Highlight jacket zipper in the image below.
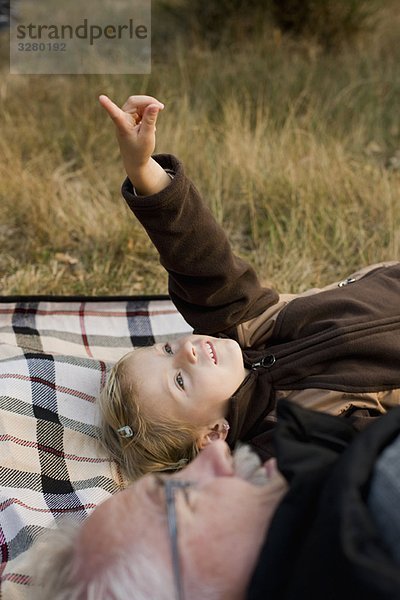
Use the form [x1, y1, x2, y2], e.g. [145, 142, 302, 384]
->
[250, 354, 276, 370]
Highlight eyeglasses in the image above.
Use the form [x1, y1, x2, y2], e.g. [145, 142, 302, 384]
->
[160, 478, 194, 600]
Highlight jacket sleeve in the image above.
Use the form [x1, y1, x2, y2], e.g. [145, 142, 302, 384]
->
[121, 154, 279, 336]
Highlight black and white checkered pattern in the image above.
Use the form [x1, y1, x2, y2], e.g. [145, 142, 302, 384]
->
[0, 295, 191, 598]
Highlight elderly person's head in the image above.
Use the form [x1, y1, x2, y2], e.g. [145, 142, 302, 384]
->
[32, 441, 287, 600]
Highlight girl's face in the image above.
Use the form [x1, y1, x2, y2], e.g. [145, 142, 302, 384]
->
[122, 335, 248, 427]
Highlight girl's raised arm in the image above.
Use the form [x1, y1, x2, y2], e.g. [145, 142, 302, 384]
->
[101, 94, 279, 336]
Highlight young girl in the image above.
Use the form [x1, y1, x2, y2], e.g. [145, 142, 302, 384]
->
[98, 93, 400, 482]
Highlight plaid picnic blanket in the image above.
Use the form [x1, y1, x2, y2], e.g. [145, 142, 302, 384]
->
[0, 295, 191, 599]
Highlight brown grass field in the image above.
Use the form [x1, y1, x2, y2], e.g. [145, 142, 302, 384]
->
[0, 1, 399, 296]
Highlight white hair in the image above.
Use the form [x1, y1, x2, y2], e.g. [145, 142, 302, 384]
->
[29, 519, 221, 600]
[29, 519, 172, 600]
[29, 446, 264, 600]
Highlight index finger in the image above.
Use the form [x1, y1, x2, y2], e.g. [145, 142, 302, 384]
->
[98, 94, 125, 124]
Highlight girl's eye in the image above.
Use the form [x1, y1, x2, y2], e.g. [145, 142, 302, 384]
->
[176, 372, 185, 390]
[164, 342, 173, 355]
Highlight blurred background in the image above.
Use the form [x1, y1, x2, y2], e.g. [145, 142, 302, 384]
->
[0, 0, 399, 295]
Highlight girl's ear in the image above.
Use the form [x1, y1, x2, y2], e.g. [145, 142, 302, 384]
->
[196, 419, 230, 450]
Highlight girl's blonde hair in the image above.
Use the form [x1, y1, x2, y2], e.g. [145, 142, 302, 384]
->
[98, 352, 200, 482]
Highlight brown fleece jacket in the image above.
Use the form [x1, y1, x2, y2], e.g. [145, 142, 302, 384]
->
[122, 154, 400, 460]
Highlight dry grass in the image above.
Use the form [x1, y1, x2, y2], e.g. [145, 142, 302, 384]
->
[0, 1, 399, 295]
